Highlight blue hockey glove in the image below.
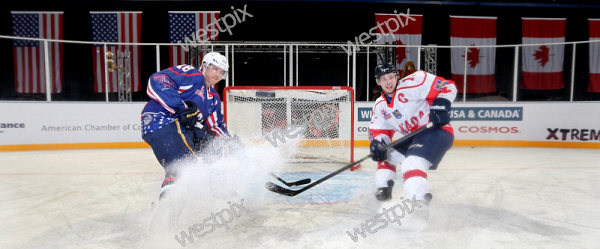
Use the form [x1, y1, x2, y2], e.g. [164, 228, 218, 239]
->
[429, 98, 451, 129]
[370, 139, 388, 161]
[176, 101, 199, 129]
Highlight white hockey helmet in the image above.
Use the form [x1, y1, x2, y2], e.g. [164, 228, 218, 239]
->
[202, 51, 229, 75]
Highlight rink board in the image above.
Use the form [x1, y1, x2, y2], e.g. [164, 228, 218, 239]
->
[1, 101, 600, 150]
[355, 102, 600, 148]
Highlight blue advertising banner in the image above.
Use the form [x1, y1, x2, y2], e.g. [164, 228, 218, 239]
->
[450, 107, 523, 121]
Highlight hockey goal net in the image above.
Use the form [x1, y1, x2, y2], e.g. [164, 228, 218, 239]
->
[224, 86, 355, 166]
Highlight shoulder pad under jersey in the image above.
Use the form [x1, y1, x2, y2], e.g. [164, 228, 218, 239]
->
[398, 70, 428, 88]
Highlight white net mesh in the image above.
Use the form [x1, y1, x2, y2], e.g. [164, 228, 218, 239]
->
[225, 87, 353, 163]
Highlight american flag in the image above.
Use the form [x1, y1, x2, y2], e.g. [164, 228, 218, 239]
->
[90, 12, 142, 93]
[11, 12, 63, 94]
[169, 11, 219, 67]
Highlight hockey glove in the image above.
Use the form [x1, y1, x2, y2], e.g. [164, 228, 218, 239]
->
[193, 127, 215, 153]
[429, 98, 451, 129]
[176, 101, 199, 130]
[194, 126, 214, 140]
[370, 139, 388, 161]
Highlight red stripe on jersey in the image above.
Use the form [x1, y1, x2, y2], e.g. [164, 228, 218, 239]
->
[163, 177, 177, 184]
[403, 169, 427, 183]
[168, 67, 203, 76]
[397, 71, 428, 90]
[442, 125, 454, 136]
[426, 77, 455, 103]
[178, 86, 192, 93]
[207, 112, 227, 137]
[374, 97, 396, 112]
[377, 161, 396, 172]
[147, 84, 176, 114]
[369, 129, 395, 139]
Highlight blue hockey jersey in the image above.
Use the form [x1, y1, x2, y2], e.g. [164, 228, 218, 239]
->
[141, 64, 230, 138]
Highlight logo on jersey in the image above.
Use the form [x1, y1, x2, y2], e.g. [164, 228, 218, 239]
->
[142, 114, 153, 126]
[152, 74, 175, 88]
[196, 88, 205, 101]
[392, 109, 402, 119]
[434, 80, 448, 91]
[380, 109, 392, 120]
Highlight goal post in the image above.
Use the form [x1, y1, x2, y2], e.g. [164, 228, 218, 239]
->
[224, 86, 358, 169]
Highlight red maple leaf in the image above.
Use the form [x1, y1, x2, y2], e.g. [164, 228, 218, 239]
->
[395, 39, 407, 64]
[467, 47, 480, 68]
[533, 45, 550, 67]
[460, 44, 482, 69]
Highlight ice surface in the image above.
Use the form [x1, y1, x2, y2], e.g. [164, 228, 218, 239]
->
[1, 146, 600, 248]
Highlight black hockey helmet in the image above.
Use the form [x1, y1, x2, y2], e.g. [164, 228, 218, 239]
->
[375, 62, 398, 83]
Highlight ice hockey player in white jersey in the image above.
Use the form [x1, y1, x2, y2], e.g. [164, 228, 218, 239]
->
[368, 63, 457, 208]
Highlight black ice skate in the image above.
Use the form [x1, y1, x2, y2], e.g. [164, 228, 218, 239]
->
[423, 193, 433, 204]
[375, 180, 395, 201]
[151, 178, 176, 211]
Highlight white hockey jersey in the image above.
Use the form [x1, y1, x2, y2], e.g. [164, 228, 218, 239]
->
[368, 70, 457, 141]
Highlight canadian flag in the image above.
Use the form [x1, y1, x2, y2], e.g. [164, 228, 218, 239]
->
[450, 16, 497, 94]
[375, 14, 423, 76]
[589, 19, 600, 93]
[521, 18, 566, 90]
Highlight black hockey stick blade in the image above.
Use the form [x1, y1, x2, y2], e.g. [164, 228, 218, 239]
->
[265, 123, 433, 197]
[265, 182, 298, 196]
[290, 178, 312, 186]
[269, 172, 312, 187]
[265, 157, 368, 196]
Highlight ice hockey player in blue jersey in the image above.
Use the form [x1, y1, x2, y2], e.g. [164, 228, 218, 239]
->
[141, 51, 238, 200]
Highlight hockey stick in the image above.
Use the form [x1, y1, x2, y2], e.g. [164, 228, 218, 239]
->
[269, 173, 312, 187]
[265, 123, 433, 197]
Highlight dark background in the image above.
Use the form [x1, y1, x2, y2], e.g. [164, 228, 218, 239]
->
[2, 0, 600, 101]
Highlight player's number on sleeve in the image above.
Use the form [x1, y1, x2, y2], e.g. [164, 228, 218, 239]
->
[176, 65, 195, 72]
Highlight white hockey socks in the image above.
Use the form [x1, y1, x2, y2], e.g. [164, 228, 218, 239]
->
[401, 156, 432, 201]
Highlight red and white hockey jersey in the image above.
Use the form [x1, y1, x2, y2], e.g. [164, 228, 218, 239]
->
[368, 70, 457, 141]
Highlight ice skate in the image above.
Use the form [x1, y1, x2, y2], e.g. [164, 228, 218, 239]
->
[412, 193, 432, 221]
[375, 180, 395, 201]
